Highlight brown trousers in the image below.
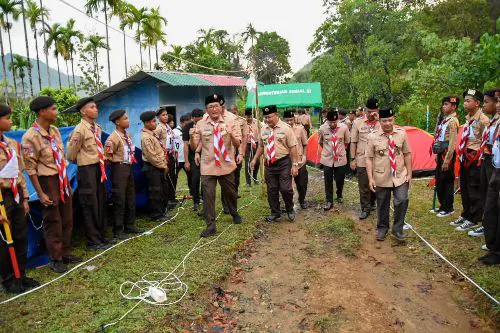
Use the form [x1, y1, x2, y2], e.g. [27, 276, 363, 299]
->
[110, 164, 135, 233]
[39, 175, 73, 261]
[202, 173, 238, 231]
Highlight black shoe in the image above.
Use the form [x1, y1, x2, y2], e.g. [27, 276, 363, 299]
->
[233, 214, 243, 224]
[391, 231, 406, 242]
[478, 254, 490, 262]
[376, 230, 387, 241]
[265, 215, 281, 223]
[2, 279, 25, 294]
[62, 255, 82, 264]
[102, 237, 117, 245]
[154, 213, 169, 222]
[336, 197, 343, 204]
[21, 276, 40, 288]
[323, 202, 333, 211]
[200, 228, 216, 238]
[288, 211, 296, 222]
[359, 211, 369, 220]
[482, 253, 500, 265]
[49, 260, 69, 273]
[223, 207, 230, 215]
[192, 203, 199, 211]
[113, 232, 130, 241]
[86, 243, 112, 251]
[300, 202, 308, 209]
[125, 226, 145, 234]
[371, 204, 377, 211]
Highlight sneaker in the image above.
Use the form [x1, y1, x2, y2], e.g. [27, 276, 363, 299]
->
[436, 211, 454, 218]
[21, 276, 40, 288]
[455, 220, 476, 231]
[450, 216, 465, 226]
[429, 208, 440, 214]
[481, 244, 489, 251]
[2, 279, 25, 294]
[468, 226, 484, 237]
[287, 210, 296, 222]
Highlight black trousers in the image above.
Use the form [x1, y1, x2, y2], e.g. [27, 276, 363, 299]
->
[0, 190, 27, 282]
[202, 173, 238, 231]
[245, 143, 260, 185]
[144, 162, 166, 218]
[357, 167, 376, 212]
[234, 150, 242, 193]
[435, 152, 456, 213]
[459, 159, 482, 223]
[78, 164, 107, 245]
[376, 183, 409, 235]
[480, 155, 493, 208]
[111, 164, 135, 233]
[164, 152, 177, 203]
[294, 164, 308, 204]
[189, 157, 202, 205]
[483, 168, 500, 253]
[324, 165, 346, 203]
[265, 156, 294, 216]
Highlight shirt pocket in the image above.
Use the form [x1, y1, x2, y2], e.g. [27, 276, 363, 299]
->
[375, 167, 385, 174]
[375, 144, 387, 157]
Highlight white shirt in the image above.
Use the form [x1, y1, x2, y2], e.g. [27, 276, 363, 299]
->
[173, 126, 184, 163]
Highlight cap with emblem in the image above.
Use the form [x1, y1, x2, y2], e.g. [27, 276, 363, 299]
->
[205, 94, 224, 106]
[441, 95, 460, 106]
[327, 110, 338, 121]
[218, 94, 225, 106]
[0, 104, 11, 117]
[262, 105, 277, 115]
[140, 111, 157, 122]
[109, 109, 126, 122]
[30, 96, 55, 112]
[463, 89, 483, 101]
[366, 98, 379, 110]
[283, 110, 294, 119]
[75, 97, 95, 111]
[244, 108, 252, 116]
[379, 108, 394, 119]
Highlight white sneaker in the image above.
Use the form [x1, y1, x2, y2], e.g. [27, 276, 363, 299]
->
[429, 208, 440, 214]
[481, 244, 489, 251]
[468, 226, 484, 237]
[455, 220, 476, 231]
[450, 216, 465, 226]
[437, 211, 454, 218]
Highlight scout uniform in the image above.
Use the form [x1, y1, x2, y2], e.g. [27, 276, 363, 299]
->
[431, 96, 459, 216]
[366, 108, 412, 241]
[154, 112, 177, 209]
[259, 105, 298, 220]
[104, 109, 143, 238]
[351, 98, 381, 218]
[196, 94, 242, 237]
[140, 111, 169, 221]
[66, 97, 108, 249]
[183, 109, 204, 210]
[244, 109, 260, 186]
[338, 109, 352, 131]
[299, 111, 312, 137]
[452, 89, 489, 230]
[22, 96, 78, 273]
[284, 110, 309, 208]
[318, 110, 350, 210]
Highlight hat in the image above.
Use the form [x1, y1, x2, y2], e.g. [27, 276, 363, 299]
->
[283, 110, 294, 119]
[108, 109, 126, 122]
[262, 105, 277, 115]
[0, 104, 11, 117]
[140, 111, 157, 122]
[30, 96, 55, 112]
[484, 89, 499, 99]
[441, 96, 460, 105]
[379, 108, 394, 119]
[205, 93, 224, 106]
[463, 89, 482, 101]
[327, 110, 338, 121]
[75, 97, 95, 111]
[338, 108, 348, 116]
[191, 108, 204, 118]
[366, 98, 379, 109]
[244, 108, 252, 116]
[156, 107, 167, 116]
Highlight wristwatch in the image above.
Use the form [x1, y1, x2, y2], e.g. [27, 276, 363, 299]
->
[292, 162, 299, 167]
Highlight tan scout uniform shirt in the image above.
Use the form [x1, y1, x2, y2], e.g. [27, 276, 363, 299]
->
[351, 118, 381, 167]
[141, 128, 167, 169]
[483, 113, 500, 155]
[299, 114, 312, 128]
[464, 110, 489, 151]
[154, 123, 175, 152]
[246, 118, 260, 144]
[259, 120, 298, 161]
[437, 113, 459, 164]
[339, 117, 352, 131]
[318, 122, 350, 167]
[22, 125, 64, 177]
[366, 128, 411, 188]
[196, 116, 241, 176]
[104, 130, 134, 163]
[291, 124, 308, 168]
[0, 136, 29, 198]
[66, 119, 103, 166]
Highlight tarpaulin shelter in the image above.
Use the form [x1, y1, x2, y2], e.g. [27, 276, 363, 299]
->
[306, 126, 437, 176]
[8, 127, 148, 268]
[246, 82, 323, 109]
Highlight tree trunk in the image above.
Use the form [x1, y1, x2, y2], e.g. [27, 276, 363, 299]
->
[21, 0, 34, 97]
[33, 29, 42, 92]
[155, 43, 159, 69]
[0, 29, 8, 102]
[138, 29, 142, 69]
[55, 54, 61, 89]
[71, 53, 76, 94]
[65, 60, 70, 87]
[148, 46, 152, 70]
[122, 30, 127, 77]
[94, 50, 99, 92]
[104, 1, 111, 87]
[39, 0, 51, 87]
[21, 76, 25, 100]
[6, 17, 18, 98]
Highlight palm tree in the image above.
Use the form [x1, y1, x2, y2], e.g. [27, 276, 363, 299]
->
[0, 0, 21, 98]
[83, 33, 108, 89]
[20, 0, 33, 96]
[60, 18, 83, 92]
[197, 28, 215, 47]
[144, 7, 166, 69]
[42, 22, 63, 88]
[241, 23, 260, 47]
[0, 23, 7, 101]
[25, 0, 49, 91]
[8, 54, 30, 99]
[39, 0, 49, 86]
[122, 4, 148, 70]
[112, 0, 132, 77]
[161, 44, 183, 71]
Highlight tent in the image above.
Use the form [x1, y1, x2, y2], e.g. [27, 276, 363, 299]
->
[8, 127, 148, 268]
[306, 126, 437, 176]
[246, 82, 323, 109]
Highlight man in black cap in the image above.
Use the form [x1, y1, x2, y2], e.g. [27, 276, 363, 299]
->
[351, 98, 380, 219]
[250, 105, 299, 222]
[104, 110, 144, 239]
[66, 97, 111, 250]
[22, 96, 81, 273]
[366, 108, 412, 241]
[183, 108, 205, 212]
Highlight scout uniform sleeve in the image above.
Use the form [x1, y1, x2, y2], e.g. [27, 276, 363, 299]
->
[300, 127, 308, 147]
[318, 128, 324, 146]
[66, 127, 83, 162]
[21, 131, 39, 176]
[286, 127, 298, 148]
[344, 126, 350, 144]
[365, 134, 375, 158]
[444, 119, 458, 163]
[143, 137, 167, 169]
[16, 142, 29, 198]
[231, 120, 242, 142]
[402, 131, 412, 154]
[351, 121, 359, 143]
[104, 136, 114, 161]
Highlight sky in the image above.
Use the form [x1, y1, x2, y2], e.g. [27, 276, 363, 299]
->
[5, 0, 326, 86]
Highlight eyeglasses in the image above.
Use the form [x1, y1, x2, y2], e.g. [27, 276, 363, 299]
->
[207, 105, 221, 111]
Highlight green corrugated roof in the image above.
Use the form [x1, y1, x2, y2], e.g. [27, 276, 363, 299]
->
[146, 71, 216, 86]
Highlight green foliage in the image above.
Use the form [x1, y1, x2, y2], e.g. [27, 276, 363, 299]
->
[39, 87, 80, 126]
[10, 99, 33, 130]
[250, 31, 291, 84]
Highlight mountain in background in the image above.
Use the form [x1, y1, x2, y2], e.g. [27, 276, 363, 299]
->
[0, 53, 83, 94]
[290, 59, 314, 83]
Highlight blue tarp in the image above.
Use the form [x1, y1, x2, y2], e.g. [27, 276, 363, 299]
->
[8, 126, 148, 267]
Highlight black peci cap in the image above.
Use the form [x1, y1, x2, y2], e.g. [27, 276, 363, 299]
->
[379, 108, 394, 119]
[108, 109, 126, 122]
[0, 104, 11, 117]
[262, 105, 277, 115]
[30, 96, 55, 112]
[366, 98, 379, 110]
[75, 97, 95, 111]
[327, 110, 338, 121]
[140, 111, 157, 122]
